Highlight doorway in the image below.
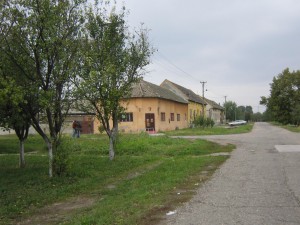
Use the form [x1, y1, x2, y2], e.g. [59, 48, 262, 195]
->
[145, 113, 155, 132]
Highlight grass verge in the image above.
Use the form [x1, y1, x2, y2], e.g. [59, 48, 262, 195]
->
[0, 133, 234, 225]
[163, 123, 254, 136]
[270, 121, 300, 133]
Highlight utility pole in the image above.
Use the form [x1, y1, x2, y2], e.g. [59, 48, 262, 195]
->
[200, 81, 207, 117]
[224, 96, 227, 124]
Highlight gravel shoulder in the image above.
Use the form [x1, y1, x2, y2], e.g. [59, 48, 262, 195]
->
[162, 122, 300, 225]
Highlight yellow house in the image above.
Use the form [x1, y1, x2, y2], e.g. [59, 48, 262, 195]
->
[160, 80, 207, 125]
[117, 80, 189, 133]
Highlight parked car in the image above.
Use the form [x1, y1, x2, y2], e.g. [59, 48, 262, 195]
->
[228, 120, 247, 126]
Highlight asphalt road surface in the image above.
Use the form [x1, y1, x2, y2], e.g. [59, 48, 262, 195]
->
[162, 122, 300, 225]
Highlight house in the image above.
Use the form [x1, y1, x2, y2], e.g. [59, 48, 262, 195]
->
[24, 110, 96, 136]
[202, 97, 224, 124]
[116, 79, 189, 133]
[65, 110, 96, 134]
[160, 79, 207, 125]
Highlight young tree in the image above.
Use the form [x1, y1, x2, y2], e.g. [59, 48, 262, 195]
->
[0, 0, 86, 176]
[76, 4, 153, 160]
[0, 31, 32, 168]
[0, 77, 30, 168]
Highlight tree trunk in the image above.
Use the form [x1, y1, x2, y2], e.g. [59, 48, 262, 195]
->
[19, 140, 25, 168]
[109, 134, 115, 160]
[15, 125, 29, 169]
[109, 114, 119, 160]
[44, 138, 53, 177]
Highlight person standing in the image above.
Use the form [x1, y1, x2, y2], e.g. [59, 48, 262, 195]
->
[76, 120, 81, 138]
[72, 120, 77, 138]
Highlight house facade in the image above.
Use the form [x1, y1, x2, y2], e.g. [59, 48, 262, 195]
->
[95, 80, 189, 133]
[160, 79, 207, 125]
[203, 98, 224, 124]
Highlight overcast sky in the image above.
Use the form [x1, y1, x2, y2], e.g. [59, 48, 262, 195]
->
[115, 0, 300, 112]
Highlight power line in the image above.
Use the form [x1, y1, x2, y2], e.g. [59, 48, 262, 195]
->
[152, 51, 226, 104]
[156, 51, 200, 82]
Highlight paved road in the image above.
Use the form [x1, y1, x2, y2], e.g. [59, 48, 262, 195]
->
[162, 122, 300, 225]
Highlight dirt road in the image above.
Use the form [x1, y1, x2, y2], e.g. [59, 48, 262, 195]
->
[162, 122, 300, 225]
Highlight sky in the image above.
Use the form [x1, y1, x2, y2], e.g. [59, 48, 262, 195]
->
[115, 0, 300, 112]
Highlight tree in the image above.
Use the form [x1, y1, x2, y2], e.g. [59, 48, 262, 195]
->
[236, 106, 245, 120]
[234, 105, 253, 121]
[0, 0, 86, 176]
[75, 4, 153, 160]
[291, 104, 300, 126]
[0, 77, 30, 168]
[252, 112, 263, 122]
[223, 101, 237, 121]
[261, 68, 300, 125]
[0, 31, 32, 168]
[245, 106, 253, 122]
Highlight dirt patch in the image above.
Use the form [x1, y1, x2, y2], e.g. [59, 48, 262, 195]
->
[16, 196, 96, 225]
[12, 161, 222, 225]
[15, 161, 163, 225]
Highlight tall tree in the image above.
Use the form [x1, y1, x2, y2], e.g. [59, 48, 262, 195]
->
[75, 4, 153, 160]
[0, 0, 86, 176]
[261, 68, 300, 125]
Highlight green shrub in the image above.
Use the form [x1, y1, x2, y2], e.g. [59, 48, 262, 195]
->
[192, 116, 215, 128]
[53, 138, 75, 176]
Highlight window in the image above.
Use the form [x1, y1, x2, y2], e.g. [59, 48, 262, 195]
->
[170, 113, 174, 121]
[120, 113, 133, 122]
[161, 112, 166, 121]
[190, 109, 192, 120]
[177, 114, 180, 121]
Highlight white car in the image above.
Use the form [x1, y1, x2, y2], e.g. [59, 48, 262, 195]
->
[228, 120, 247, 126]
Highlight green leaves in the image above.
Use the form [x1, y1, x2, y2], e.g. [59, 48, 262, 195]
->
[1, 0, 153, 170]
[264, 68, 300, 125]
[76, 3, 153, 133]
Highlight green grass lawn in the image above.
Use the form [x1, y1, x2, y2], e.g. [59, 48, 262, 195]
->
[0, 133, 234, 225]
[163, 123, 254, 136]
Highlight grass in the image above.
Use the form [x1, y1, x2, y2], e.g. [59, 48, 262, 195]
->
[270, 121, 300, 133]
[163, 123, 254, 136]
[0, 134, 46, 154]
[0, 133, 235, 225]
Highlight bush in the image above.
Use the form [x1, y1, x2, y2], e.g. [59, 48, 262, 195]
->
[53, 138, 74, 176]
[192, 116, 215, 128]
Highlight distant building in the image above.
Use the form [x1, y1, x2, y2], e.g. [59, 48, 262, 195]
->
[202, 97, 224, 124]
[160, 79, 207, 125]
